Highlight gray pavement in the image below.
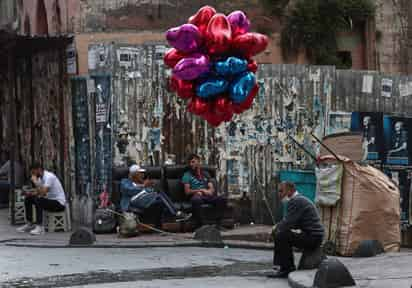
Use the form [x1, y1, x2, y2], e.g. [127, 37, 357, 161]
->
[0, 245, 289, 288]
[69, 276, 288, 288]
[288, 252, 412, 288]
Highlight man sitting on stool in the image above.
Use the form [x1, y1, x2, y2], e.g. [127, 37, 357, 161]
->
[269, 181, 324, 278]
[16, 162, 66, 235]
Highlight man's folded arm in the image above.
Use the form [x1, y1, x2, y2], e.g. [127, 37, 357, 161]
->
[276, 200, 303, 233]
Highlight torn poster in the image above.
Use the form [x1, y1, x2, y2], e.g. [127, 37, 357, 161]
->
[362, 75, 373, 94]
[399, 82, 412, 97]
[381, 78, 393, 98]
[149, 128, 161, 151]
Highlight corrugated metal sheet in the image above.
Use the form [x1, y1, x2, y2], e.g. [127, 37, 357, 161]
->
[0, 42, 72, 202]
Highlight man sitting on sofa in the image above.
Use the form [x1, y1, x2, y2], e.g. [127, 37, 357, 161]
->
[120, 164, 190, 227]
[182, 154, 227, 229]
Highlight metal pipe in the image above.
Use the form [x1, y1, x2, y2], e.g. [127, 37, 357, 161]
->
[310, 132, 342, 161]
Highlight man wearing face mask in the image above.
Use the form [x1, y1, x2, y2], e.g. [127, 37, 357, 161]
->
[268, 182, 324, 278]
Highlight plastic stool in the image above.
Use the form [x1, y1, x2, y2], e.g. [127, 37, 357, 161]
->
[44, 203, 71, 232]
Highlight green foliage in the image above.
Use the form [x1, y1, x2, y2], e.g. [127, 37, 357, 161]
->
[261, 0, 291, 16]
[279, 0, 375, 67]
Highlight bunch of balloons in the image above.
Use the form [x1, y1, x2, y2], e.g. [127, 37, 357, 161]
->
[164, 6, 269, 127]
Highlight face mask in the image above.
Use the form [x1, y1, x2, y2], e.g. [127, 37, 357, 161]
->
[281, 196, 290, 204]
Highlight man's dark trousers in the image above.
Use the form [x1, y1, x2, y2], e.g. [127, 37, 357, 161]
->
[191, 195, 226, 228]
[25, 196, 65, 224]
[273, 229, 322, 270]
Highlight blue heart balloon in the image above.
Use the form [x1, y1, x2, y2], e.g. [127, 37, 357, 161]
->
[215, 57, 248, 76]
[229, 72, 256, 103]
[196, 77, 229, 99]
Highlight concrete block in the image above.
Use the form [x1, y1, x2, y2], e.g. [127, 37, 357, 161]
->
[298, 245, 327, 270]
[193, 225, 223, 244]
[313, 258, 356, 288]
[353, 240, 384, 258]
[69, 227, 96, 246]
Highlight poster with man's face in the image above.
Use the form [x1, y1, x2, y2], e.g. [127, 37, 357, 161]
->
[384, 169, 412, 224]
[351, 112, 383, 164]
[327, 112, 352, 135]
[383, 115, 412, 167]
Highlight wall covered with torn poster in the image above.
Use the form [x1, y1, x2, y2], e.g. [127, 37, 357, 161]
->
[82, 43, 334, 223]
[79, 43, 412, 223]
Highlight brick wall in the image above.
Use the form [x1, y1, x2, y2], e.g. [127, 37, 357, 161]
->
[374, 0, 412, 74]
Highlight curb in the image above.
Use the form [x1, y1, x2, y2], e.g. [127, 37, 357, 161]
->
[4, 239, 274, 250]
[288, 271, 312, 288]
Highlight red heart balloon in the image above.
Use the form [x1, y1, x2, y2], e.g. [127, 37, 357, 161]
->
[164, 48, 186, 68]
[169, 76, 195, 99]
[206, 13, 232, 55]
[232, 104, 246, 114]
[188, 6, 217, 36]
[233, 84, 259, 113]
[214, 96, 233, 115]
[233, 32, 269, 57]
[203, 110, 224, 127]
[187, 97, 209, 115]
[247, 59, 258, 73]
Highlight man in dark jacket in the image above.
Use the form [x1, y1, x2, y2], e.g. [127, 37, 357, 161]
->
[269, 181, 324, 278]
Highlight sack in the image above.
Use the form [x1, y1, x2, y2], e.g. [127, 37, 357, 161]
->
[316, 163, 343, 206]
[93, 206, 117, 234]
[119, 212, 139, 238]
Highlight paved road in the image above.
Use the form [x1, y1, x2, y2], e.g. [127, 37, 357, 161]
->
[69, 277, 286, 288]
[0, 245, 290, 288]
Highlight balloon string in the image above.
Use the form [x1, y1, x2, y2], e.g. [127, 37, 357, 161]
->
[104, 208, 193, 238]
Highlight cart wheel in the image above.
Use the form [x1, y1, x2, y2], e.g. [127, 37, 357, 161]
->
[323, 240, 337, 256]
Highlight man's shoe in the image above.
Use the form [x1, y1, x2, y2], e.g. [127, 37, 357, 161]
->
[175, 211, 192, 222]
[29, 225, 45, 235]
[266, 268, 295, 279]
[272, 265, 280, 271]
[16, 223, 34, 233]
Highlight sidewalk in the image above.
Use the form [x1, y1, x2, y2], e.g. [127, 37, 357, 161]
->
[288, 252, 412, 288]
[0, 208, 273, 249]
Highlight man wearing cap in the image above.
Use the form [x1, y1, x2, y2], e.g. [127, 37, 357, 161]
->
[120, 164, 190, 226]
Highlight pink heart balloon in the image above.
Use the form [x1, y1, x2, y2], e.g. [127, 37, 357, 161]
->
[227, 10, 250, 37]
[172, 54, 210, 81]
[166, 24, 202, 53]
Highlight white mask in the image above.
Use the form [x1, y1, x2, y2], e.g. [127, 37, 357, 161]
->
[281, 196, 290, 204]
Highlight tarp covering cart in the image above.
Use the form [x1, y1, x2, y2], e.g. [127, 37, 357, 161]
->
[317, 155, 401, 256]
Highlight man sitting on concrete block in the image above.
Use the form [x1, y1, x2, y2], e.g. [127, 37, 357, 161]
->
[269, 181, 324, 278]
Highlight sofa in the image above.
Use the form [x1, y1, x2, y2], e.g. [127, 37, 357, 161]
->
[111, 165, 234, 230]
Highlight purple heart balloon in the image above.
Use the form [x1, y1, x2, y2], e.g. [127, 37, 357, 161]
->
[227, 10, 250, 37]
[166, 24, 202, 53]
[173, 54, 210, 81]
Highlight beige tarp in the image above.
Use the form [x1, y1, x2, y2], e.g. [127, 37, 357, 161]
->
[318, 156, 401, 256]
